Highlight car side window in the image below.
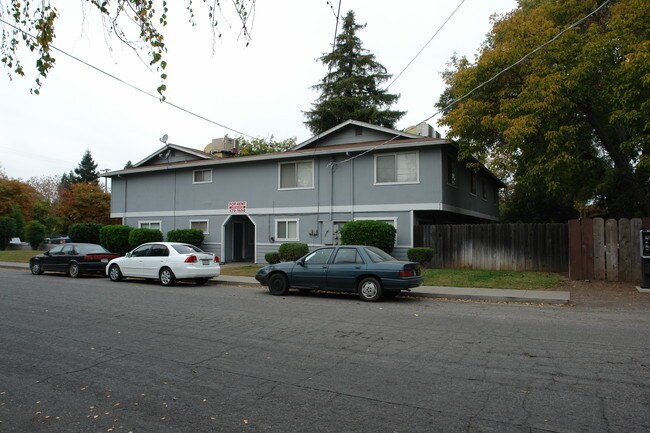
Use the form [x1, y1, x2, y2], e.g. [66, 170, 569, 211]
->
[49, 245, 64, 255]
[148, 245, 169, 257]
[332, 248, 363, 264]
[303, 248, 334, 265]
[62, 245, 75, 255]
[131, 245, 151, 257]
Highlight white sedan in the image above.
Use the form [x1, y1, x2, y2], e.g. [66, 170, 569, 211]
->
[106, 242, 220, 286]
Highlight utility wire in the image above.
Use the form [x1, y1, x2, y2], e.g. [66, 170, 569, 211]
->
[333, 0, 614, 167]
[385, 0, 466, 90]
[0, 16, 255, 139]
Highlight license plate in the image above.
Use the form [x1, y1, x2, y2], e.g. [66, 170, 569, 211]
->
[101, 258, 108, 263]
[201, 259, 210, 265]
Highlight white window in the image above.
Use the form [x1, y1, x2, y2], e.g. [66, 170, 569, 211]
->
[279, 160, 313, 189]
[375, 151, 419, 184]
[139, 221, 161, 230]
[190, 220, 209, 234]
[193, 169, 212, 184]
[275, 219, 299, 241]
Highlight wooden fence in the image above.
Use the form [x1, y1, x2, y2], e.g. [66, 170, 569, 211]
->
[568, 218, 649, 282]
[413, 223, 569, 272]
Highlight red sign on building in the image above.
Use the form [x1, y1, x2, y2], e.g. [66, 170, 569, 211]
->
[228, 201, 247, 213]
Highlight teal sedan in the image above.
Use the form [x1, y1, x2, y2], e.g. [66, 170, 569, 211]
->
[255, 245, 423, 302]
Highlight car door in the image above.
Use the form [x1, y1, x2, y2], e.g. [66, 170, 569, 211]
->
[326, 247, 366, 291]
[42, 245, 64, 271]
[122, 244, 151, 277]
[142, 244, 169, 278]
[54, 244, 76, 272]
[290, 247, 335, 289]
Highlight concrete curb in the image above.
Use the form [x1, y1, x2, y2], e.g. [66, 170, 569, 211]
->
[1, 262, 570, 304]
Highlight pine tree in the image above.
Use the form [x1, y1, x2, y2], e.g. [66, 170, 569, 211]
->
[304, 10, 405, 135]
[74, 150, 100, 185]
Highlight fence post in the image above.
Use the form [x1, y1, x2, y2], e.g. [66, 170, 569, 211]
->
[569, 219, 583, 280]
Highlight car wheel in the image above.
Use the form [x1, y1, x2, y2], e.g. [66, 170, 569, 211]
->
[268, 273, 290, 296]
[383, 290, 400, 299]
[358, 277, 382, 302]
[68, 262, 81, 278]
[30, 260, 44, 275]
[194, 278, 210, 286]
[108, 264, 123, 282]
[159, 267, 176, 286]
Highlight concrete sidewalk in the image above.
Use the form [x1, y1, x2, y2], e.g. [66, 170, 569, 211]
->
[1, 261, 570, 304]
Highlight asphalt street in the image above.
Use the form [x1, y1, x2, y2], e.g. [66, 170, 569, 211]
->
[0, 268, 648, 433]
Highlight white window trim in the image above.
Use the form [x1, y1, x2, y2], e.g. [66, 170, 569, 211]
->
[193, 169, 213, 184]
[373, 151, 420, 186]
[275, 219, 299, 241]
[190, 219, 209, 235]
[278, 160, 315, 190]
[138, 220, 162, 230]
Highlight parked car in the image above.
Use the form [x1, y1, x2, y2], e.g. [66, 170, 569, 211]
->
[30, 243, 119, 278]
[106, 242, 220, 286]
[255, 245, 423, 302]
[44, 236, 72, 244]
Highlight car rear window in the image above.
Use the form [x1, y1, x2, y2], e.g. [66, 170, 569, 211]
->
[76, 245, 110, 254]
[363, 246, 396, 263]
[171, 244, 205, 254]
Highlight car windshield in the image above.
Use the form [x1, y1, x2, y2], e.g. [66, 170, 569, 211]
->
[363, 246, 396, 263]
[172, 244, 205, 254]
[76, 245, 109, 254]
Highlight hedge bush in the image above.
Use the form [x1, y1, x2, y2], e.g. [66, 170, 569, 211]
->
[24, 220, 46, 250]
[68, 223, 103, 244]
[128, 228, 163, 249]
[0, 216, 16, 250]
[340, 220, 396, 253]
[99, 225, 132, 255]
[278, 243, 309, 262]
[265, 252, 280, 264]
[167, 229, 204, 247]
[407, 247, 434, 266]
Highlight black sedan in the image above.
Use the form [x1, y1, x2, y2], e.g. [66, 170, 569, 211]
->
[30, 243, 119, 278]
[255, 245, 423, 302]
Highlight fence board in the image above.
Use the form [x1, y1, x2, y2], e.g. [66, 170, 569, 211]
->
[618, 219, 632, 281]
[581, 219, 594, 280]
[593, 218, 606, 280]
[631, 218, 642, 280]
[605, 219, 619, 281]
[569, 220, 583, 279]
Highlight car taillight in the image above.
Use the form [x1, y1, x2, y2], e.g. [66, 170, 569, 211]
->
[184, 255, 197, 263]
[214, 256, 220, 263]
[399, 269, 416, 277]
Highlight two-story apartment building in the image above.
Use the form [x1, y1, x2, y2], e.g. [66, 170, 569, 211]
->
[105, 120, 505, 262]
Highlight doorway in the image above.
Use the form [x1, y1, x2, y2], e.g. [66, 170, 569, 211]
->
[222, 215, 256, 262]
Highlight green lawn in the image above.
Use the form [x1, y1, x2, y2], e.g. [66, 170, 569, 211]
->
[0, 250, 43, 262]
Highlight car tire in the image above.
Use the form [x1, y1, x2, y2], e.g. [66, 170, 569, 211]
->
[268, 273, 290, 296]
[194, 278, 210, 286]
[108, 264, 123, 282]
[68, 262, 81, 278]
[358, 277, 382, 302]
[159, 267, 176, 286]
[30, 260, 44, 275]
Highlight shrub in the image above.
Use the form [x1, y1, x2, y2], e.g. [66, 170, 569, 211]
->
[407, 247, 434, 266]
[24, 221, 46, 250]
[68, 223, 103, 244]
[128, 228, 163, 249]
[100, 225, 132, 255]
[0, 216, 16, 250]
[340, 220, 396, 253]
[278, 243, 309, 262]
[9, 207, 25, 239]
[167, 229, 204, 247]
[265, 252, 280, 264]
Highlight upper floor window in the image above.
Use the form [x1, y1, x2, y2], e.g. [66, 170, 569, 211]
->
[279, 160, 313, 189]
[446, 156, 457, 187]
[139, 221, 161, 231]
[190, 220, 209, 234]
[470, 173, 477, 195]
[193, 169, 212, 184]
[375, 151, 419, 184]
[482, 180, 488, 200]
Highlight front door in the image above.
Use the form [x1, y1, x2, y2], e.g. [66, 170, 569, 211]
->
[233, 222, 244, 261]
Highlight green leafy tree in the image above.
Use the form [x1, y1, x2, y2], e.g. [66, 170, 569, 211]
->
[0, 1, 252, 96]
[304, 10, 405, 135]
[24, 220, 46, 250]
[74, 150, 100, 185]
[237, 136, 296, 156]
[9, 206, 25, 239]
[437, 0, 649, 219]
[0, 177, 38, 221]
[124, 161, 134, 169]
[0, 216, 16, 250]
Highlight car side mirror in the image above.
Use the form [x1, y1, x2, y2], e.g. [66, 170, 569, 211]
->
[297, 259, 305, 267]
[44, 251, 50, 256]
[126, 252, 132, 258]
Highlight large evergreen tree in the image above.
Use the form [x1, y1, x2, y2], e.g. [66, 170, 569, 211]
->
[304, 10, 405, 135]
[73, 150, 100, 185]
[437, 0, 649, 219]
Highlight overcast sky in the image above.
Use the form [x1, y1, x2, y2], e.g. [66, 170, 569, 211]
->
[0, 0, 517, 181]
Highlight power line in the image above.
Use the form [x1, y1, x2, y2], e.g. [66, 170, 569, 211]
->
[385, 0, 466, 90]
[0, 16, 255, 139]
[334, 0, 614, 167]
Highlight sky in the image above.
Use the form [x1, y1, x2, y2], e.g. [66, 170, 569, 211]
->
[0, 0, 518, 181]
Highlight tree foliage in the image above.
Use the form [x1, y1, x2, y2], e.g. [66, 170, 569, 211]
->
[55, 183, 113, 229]
[24, 220, 46, 250]
[237, 136, 296, 156]
[74, 150, 100, 185]
[0, 216, 15, 250]
[0, 0, 254, 96]
[340, 220, 396, 254]
[304, 10, 405, 135]
[437, 0, 649, 219]
[26, 174, 60, 204]
[0, 177, 38, 220]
